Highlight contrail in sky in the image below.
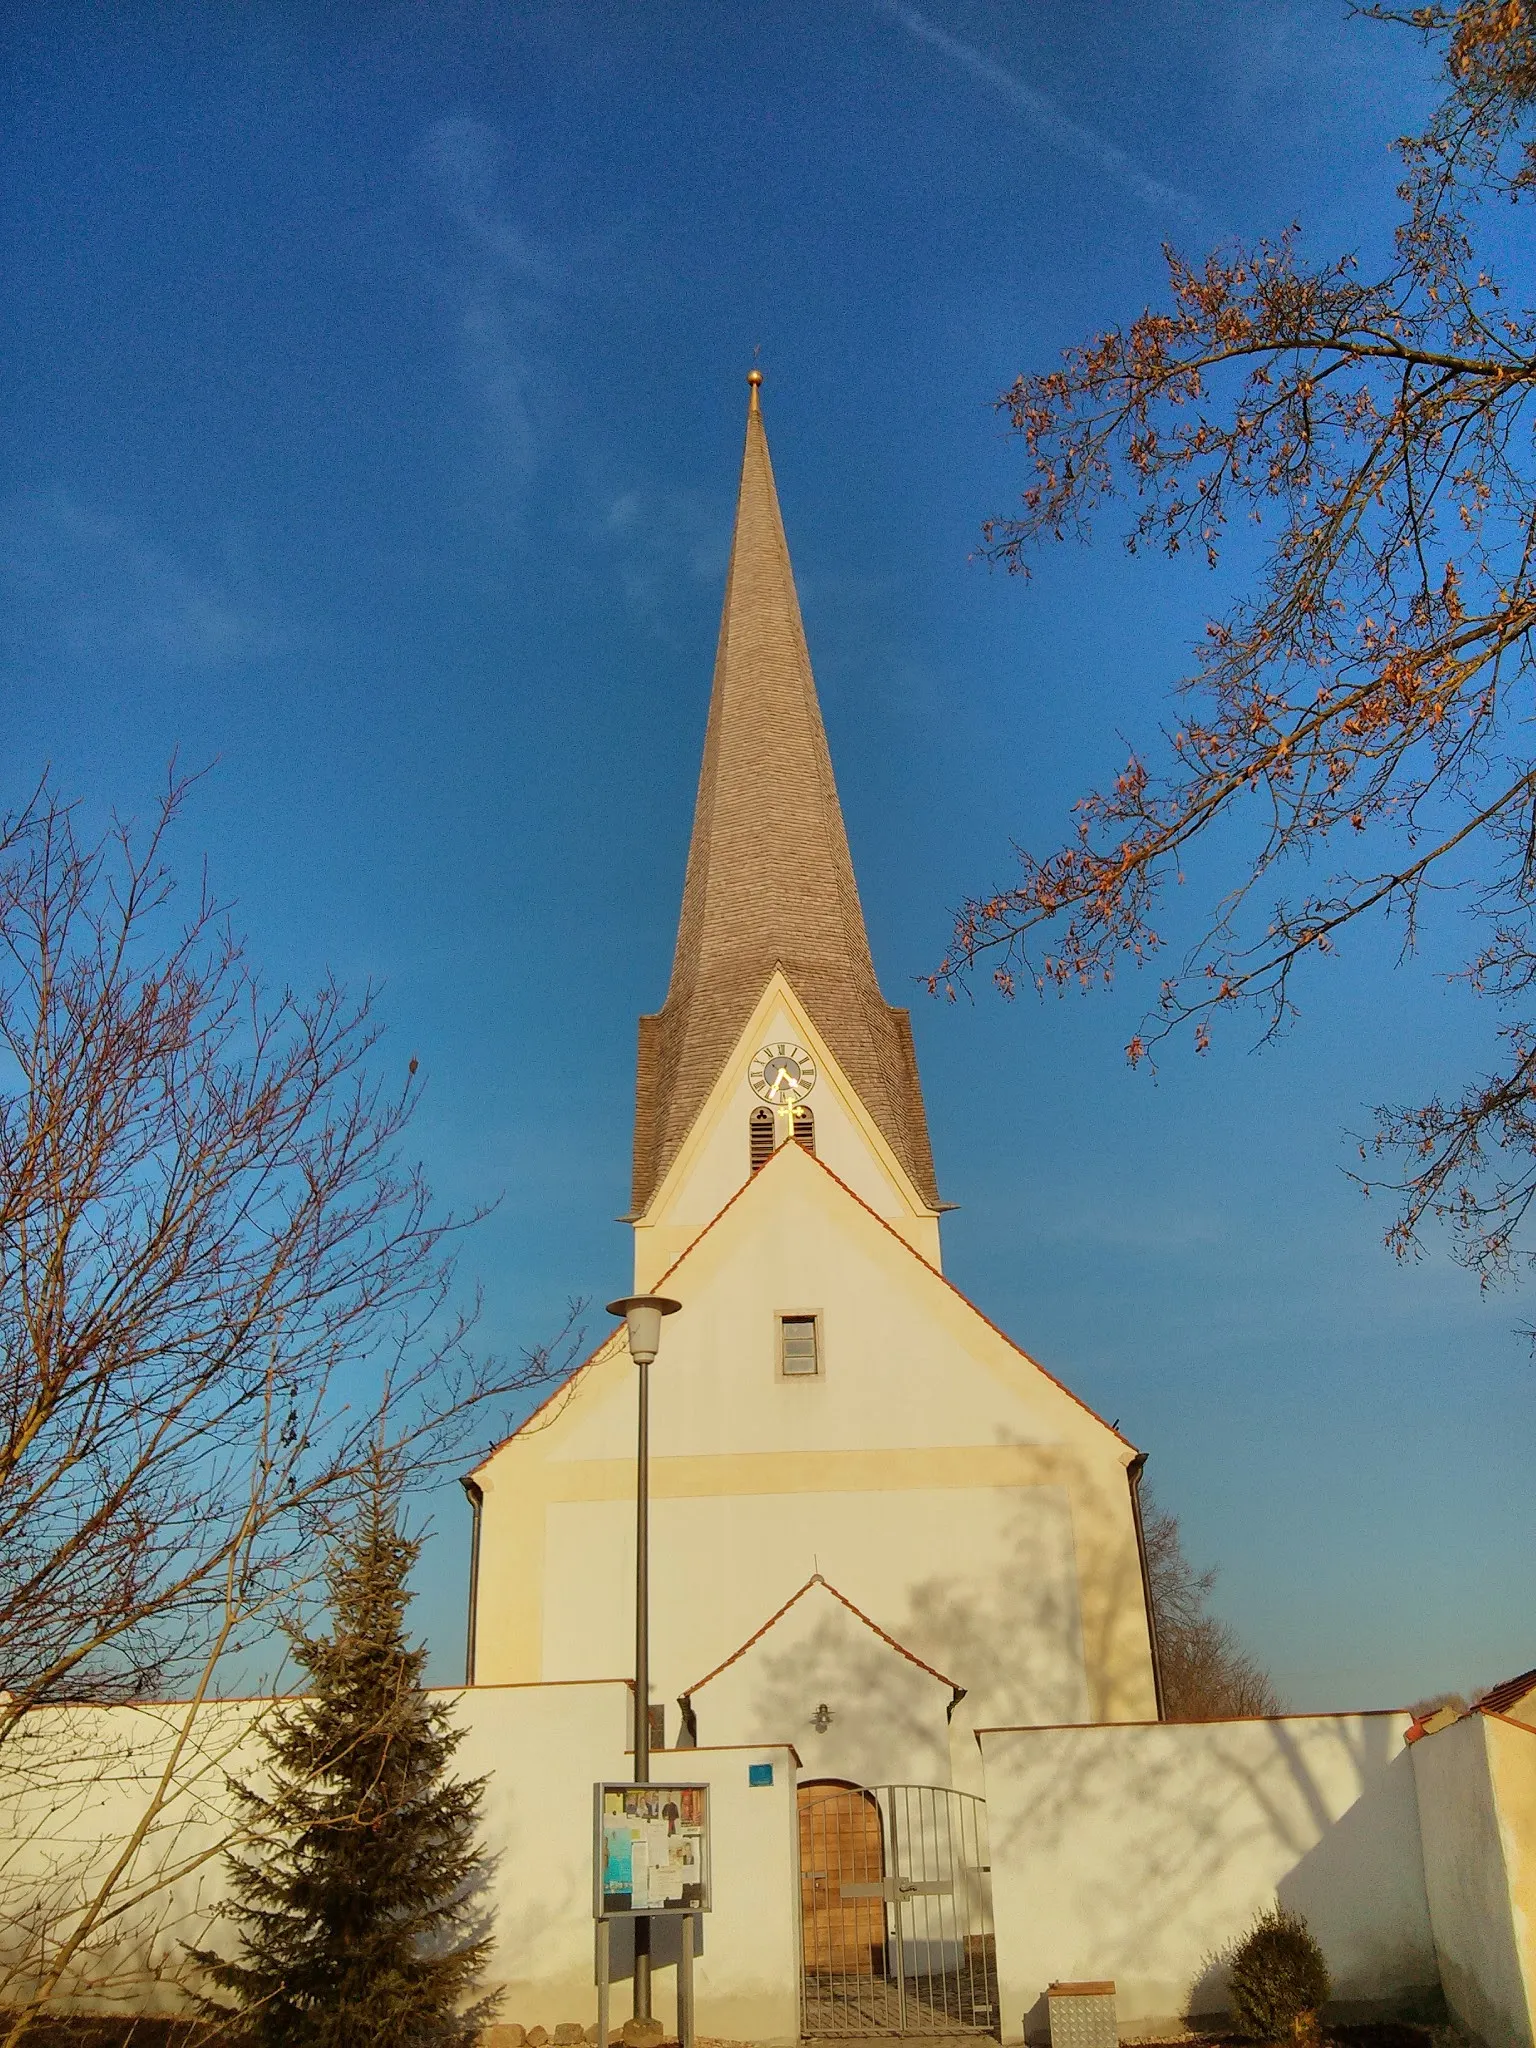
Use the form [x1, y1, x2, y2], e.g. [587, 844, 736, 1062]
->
[875, 0, 1203, 226]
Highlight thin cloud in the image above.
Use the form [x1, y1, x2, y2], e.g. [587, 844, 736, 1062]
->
[599, 485, 732, 625]
[418, 116, 554, 282]
[416, 116, 556, 481]
[875, 0, 1203, 225]
[1, 491, 290, 674]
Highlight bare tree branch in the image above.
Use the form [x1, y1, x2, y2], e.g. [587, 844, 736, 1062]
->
[938, 2, 1536, 1282]
[0, 775, 586, 2040]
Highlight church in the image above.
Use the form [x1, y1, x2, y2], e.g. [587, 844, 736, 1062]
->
[463, 371, 1162, 1793]
[0, 381, 1501, 2048]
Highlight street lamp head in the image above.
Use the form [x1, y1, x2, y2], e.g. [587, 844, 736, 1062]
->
[605, 1294, 682, 1365]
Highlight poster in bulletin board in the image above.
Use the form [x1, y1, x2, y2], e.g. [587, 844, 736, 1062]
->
[594, 1783, 710, 1916]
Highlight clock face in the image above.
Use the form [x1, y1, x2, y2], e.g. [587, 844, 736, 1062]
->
[749, 1042, 818, 1104]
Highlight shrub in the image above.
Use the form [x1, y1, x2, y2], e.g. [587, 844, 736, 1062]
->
[1227, 1906, 1332, 2042]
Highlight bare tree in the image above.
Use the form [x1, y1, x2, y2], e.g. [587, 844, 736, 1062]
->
[939, 3, 1536, 1282]
[0, 774, 576, 2041]
[1143, 1495, 1281, 1720]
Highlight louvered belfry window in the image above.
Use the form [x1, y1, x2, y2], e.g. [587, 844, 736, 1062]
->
[792, 1106, 815, 1154]
[749, 1107, 775, 1173]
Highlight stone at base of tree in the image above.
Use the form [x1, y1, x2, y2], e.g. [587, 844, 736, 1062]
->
[553, 2025, 585, 2043]
[481, 2031, 526, 2048]
[620, 2019, 665, 2048]
[525, 2027, 550, 2046]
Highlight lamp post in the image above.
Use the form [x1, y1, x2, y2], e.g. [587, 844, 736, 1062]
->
[605, 1291, 681, 2025]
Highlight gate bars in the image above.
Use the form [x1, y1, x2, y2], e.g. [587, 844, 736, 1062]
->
[797, 1783, 998, 2037]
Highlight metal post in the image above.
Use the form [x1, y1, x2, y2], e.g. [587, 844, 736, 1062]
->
[888, 1790, 908, 2035]
[596, 1916, 611, 2048]
[607, 1292, 678, 2035]
[679, 1911, 695, 2048]
[633, 1351, 651, 2022]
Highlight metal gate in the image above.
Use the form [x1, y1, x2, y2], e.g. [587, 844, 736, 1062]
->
[797, 1783, 998, 2037]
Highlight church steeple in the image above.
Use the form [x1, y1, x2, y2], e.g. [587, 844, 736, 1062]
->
[631, 376, 940, 1218]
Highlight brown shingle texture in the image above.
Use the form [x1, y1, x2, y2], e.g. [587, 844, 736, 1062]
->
[631, 389, 940, 1216]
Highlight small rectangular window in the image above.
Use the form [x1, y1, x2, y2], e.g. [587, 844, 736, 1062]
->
[780, 1314, 820, 1376]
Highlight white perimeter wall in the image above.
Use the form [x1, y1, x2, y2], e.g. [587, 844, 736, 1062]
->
[980, 1712, 1438, 2041]
[452, 1687, 801, 2044]
[1412, 1710, 1536, 2048]
[0, 1682, 801, 2047]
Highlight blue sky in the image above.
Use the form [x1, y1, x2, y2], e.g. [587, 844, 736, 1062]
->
[2, 0, 1527, 1704]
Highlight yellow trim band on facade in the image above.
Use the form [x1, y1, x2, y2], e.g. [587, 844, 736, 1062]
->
[540, 1443, 1081, 1503]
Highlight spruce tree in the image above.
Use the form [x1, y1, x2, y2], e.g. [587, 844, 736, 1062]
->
[192, 1480, 496, 2045]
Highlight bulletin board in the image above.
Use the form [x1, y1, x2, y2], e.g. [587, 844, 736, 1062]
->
[594, 1783, 711, 1917]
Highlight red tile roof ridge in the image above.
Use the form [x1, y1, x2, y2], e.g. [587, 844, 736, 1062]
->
[466, 1155, 779, 1475]
[680, 1571, 961, 1699]
[1473, 1665, 1536, 1718]
[1482, 1709, 1536, 1737]
[798, 1148, 1136, 1452]
[469, 1138, 1132, 1476]
[975, 1706, 1413, 1737]
[465, 1328, 617, 1476]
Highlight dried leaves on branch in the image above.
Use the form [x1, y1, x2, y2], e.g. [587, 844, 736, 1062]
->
[941, 2, 1536, 1279]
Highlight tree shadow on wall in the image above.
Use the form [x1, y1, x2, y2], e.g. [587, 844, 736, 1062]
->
[990, 1709, 1431, 2038]
[724, 1585, 956, 1786]
[897, 1434, 1140, 1733]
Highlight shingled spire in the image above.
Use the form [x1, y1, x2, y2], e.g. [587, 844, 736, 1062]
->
[632, 374, 940, 1216]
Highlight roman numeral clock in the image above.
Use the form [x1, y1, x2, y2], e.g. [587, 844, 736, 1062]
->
[749, 1042, 817, 1151]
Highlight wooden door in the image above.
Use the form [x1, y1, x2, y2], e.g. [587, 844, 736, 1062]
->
[798, 1782, 886, 1974]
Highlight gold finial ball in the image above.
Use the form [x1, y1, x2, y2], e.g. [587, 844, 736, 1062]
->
[747, 368, 762, 386]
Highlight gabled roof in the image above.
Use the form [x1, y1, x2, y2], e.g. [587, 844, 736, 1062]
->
[466, 1162, 767, 1477]
[632, 376, 939, 1217]
[468, 1138, 1133, 1478]
[798, 1147, 1136, 1453]
[679, 1572, 962, 1700]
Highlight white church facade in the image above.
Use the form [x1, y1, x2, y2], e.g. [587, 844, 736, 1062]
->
[464, 372, 1164, 1790]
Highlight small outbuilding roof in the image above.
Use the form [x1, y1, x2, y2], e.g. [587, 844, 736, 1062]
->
[1473, 1665, 1536, 1723]
[678, 1571, 963, 1702]
[1404, 1661, 1536, 1744]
